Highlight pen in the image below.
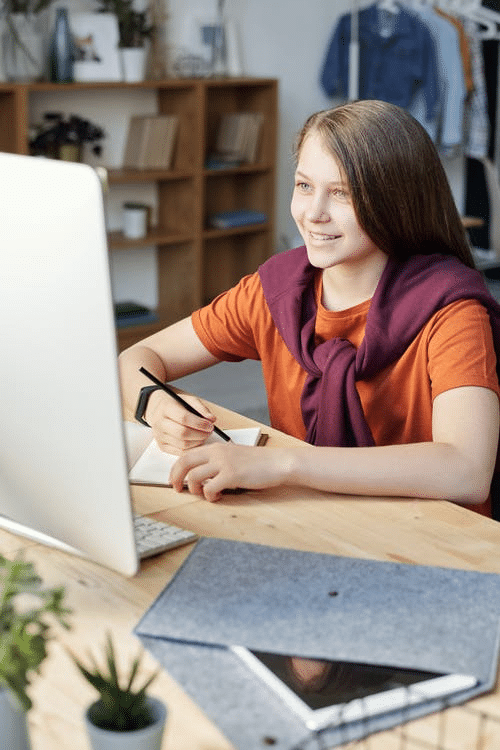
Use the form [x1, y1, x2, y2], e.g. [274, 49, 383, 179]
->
[139, 367, 232, 442]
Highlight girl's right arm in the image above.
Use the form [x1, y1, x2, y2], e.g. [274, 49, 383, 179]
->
[118, 316, 222, 452]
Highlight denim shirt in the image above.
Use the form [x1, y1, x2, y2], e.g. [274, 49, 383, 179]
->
[321, 4, 439, 120]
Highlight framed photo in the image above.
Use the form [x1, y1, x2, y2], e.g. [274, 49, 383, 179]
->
[70, 13, 122, 82]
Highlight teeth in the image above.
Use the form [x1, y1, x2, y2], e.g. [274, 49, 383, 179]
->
[310, 232, 336, 240]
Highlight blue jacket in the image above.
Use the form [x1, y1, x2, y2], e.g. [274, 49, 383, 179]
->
[321, 4, 439, 120]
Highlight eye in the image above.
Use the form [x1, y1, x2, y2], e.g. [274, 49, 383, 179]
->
[295, 181, 311, 192]
[331, 186, 350, 199]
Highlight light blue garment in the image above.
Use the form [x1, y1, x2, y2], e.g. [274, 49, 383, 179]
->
[410, 4, 466, 147]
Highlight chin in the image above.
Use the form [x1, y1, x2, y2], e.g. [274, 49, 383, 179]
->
[305, 246, 339, 270]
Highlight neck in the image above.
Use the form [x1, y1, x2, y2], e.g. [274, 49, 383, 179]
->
[321, 252, 389, 311]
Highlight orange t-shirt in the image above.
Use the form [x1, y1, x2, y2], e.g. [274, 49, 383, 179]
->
[192, 270, 500, 516]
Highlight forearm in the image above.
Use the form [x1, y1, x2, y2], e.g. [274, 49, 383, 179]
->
[118, 345, 168, 421]
[118, 317, 221, 422]
[284, 441, 493, 504]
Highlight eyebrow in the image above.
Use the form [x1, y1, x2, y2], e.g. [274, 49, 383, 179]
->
[295, 170, 348, 188]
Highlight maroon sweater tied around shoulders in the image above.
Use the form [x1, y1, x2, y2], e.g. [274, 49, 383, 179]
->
[258, 246, 500, 451]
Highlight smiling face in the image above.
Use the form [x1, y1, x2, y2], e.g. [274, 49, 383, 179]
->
[291, 130, 384, 273]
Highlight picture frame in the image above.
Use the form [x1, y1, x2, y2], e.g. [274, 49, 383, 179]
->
[70, 13, 122, 82]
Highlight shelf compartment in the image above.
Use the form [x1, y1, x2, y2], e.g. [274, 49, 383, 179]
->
[205, 79, 278, 168]
[204, 170, 273, 229]
[203, 231, 270, 303]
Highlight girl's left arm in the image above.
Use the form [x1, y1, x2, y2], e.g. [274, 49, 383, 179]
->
[170, 386, 499, 503]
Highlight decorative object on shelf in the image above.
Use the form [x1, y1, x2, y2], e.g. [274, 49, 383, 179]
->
[30, 113, 106, 161]
[198, 0, 227, 77]
[96, 0, 154, 81]
[70, 13, 121, 82]
[0, 556, 71, 750]
[146, 0, 168, 80]
[122, 202, 151, 239]
[47, 6, 74, 82]
[1, 0, 53, 81]
[224, 18, 242, 76]
[71, 632, 166, 750]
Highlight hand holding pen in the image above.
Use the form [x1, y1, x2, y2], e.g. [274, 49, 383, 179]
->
[139, 367, 232, 443]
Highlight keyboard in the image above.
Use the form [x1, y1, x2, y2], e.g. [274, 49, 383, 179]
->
[133, 514, 198, 559]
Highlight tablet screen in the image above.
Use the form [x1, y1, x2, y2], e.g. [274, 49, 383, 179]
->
[231, 648, 477, 731]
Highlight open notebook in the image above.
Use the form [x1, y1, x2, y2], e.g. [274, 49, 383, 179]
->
[124, 421, 262, 486]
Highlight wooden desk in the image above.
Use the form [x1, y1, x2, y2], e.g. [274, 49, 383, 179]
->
[4, 403, 500, 750]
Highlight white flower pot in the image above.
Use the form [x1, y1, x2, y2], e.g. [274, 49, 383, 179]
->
[120, 47, 147, 82]
[85, 696, 166, 750]
[0, 688, 31, 750]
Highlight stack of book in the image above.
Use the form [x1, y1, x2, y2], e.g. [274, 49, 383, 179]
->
[209, 209, 268, 229]
[114, 301, 158, 329]
[206, 112, 264, 168]
[123, 115, 178, 170]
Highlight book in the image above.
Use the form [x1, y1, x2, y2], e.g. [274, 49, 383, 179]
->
[124, 421, 262, 487]
[209, 209, 268, 229]
[213, 112, 264, 165]
[114, 301, 159, 329]
[123, 115, 178, 170]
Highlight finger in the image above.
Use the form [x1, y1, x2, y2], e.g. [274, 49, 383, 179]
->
[184, 464, 215, 497]
[170, 449, 206, 491]
[163, 398, 215, 434]
[181, 393, 216, 421]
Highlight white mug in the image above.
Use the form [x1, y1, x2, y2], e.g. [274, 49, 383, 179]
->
[122, 202, 150, 239]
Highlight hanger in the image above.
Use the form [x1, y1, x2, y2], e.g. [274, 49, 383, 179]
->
[376, 0, 400, 13]
[436, 0, 500, 39]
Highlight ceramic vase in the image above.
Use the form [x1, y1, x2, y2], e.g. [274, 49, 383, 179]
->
[120, 47, 147, 82]
[47, 6, 74, 82]
[85, 696, 166, 750]
[0, 688, 31, 750]
[3, 14, 44, 82]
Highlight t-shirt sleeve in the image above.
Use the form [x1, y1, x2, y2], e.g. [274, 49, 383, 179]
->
[192, 272, 266, 362]
[427, 299, 500, 400]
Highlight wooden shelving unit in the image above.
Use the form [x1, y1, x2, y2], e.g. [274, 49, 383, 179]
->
[0, 77, 278, 350]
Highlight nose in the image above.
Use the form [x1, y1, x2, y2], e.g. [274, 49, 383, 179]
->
[306, 192, 330, 222]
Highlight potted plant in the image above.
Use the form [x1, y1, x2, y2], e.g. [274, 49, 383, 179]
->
[0, 555, 70, 750]
[1, 0, 53, 80]
[97, 0, 153, 81]
[29, 112, 106, 162]
[72, 632, 166, 750]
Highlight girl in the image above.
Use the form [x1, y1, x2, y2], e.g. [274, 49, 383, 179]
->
[119, 100, 500, 516]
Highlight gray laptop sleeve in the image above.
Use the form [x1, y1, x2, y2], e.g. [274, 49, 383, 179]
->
[135, 538, 500, 749]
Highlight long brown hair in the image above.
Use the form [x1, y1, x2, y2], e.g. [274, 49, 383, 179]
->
[295, 100, 475, 268]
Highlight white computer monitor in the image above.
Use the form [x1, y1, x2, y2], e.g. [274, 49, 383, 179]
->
[0, 152, 140, 575]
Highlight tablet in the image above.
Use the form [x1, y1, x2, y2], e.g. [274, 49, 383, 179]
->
[231, 647, 478, 731]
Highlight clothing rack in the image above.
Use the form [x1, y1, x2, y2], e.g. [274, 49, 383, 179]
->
[347, 0, 500, 168]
